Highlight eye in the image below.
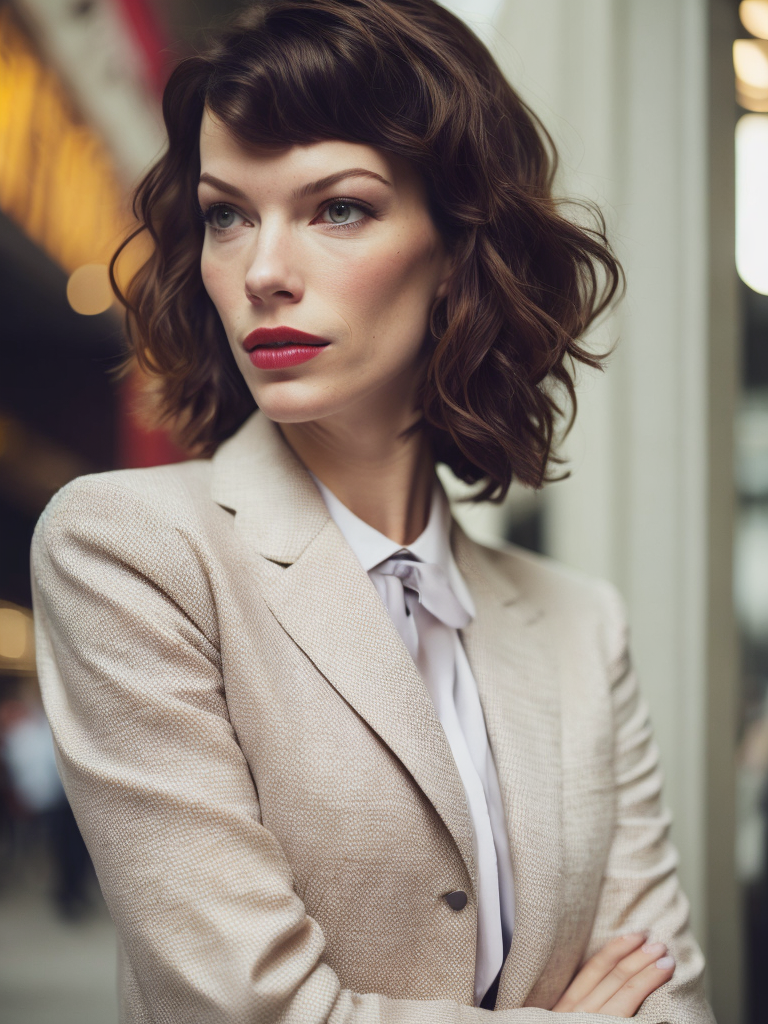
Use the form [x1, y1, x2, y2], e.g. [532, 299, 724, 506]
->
[318, 200, 368, 228]
[202, 203, 247, 235]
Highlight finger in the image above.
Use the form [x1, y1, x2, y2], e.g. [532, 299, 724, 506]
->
[599, 955, 676, 1017]
[574, 942, 669, 1011]
[551, 933, 648, 1011]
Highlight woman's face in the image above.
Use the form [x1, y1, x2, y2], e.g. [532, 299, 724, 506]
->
[198, 110, 451, 430]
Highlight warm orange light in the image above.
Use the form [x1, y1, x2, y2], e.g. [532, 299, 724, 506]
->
[735, 39, 768, 89]
[735, 40, 768, 110]
[737, 86, 768, 112]
[741, 1, 768, 39]
[67, 263, 115, 315]
[0, 607, 29, 661]
[0, 6, 133, 275]
[737, 80, 768, 112]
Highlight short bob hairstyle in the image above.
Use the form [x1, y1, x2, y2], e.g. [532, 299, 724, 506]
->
[114, 0, 622, 501]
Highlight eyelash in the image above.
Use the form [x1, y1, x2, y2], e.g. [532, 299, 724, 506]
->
[200, 197, 375, 237]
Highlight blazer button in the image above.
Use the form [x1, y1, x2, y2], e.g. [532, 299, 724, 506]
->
[444, 890, 468, 911]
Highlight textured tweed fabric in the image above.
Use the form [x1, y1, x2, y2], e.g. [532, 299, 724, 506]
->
[31, 412, 715, 1023]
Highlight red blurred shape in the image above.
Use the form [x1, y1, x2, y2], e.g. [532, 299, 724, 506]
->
[117, 371, 187, 469]
[116, 0, 171, 95]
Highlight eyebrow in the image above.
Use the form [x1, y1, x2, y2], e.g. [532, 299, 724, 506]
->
[292, 168, 392, 199]
[197, 168, 392, 201]
[198, 173, 249, 199]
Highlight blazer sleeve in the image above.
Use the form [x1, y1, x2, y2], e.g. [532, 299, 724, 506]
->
[31, 477, 712, 1024]
[574, 582, 715, 1024]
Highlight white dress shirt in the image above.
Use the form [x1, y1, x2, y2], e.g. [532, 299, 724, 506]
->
[312, 476, 515, 1005]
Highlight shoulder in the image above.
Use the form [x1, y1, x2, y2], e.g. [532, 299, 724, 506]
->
[460, 533, 628, 668]
[34, 459, 221, 548]
[31, 463, 226, 662]
[497, 542, 621, 615]
[37, 459, 214, 531]
[31, 460, 228, 590]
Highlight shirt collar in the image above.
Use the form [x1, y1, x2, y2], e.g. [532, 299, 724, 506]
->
[311, 474, 476, 620]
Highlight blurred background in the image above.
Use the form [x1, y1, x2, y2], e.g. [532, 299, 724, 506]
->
[0, 0, 761, 1020]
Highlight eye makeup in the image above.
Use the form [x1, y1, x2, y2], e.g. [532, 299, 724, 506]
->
[200, 195, 380, 237]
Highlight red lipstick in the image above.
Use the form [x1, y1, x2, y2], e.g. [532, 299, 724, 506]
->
[243, 327, 329, 370]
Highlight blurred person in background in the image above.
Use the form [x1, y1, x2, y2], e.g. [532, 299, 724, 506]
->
[0, 677, 92, 919]
[29, 1, 714, 1021]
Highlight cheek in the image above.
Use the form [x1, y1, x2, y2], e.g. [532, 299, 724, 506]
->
[200, 252, 236, 322]
[332, 230, 442, 338]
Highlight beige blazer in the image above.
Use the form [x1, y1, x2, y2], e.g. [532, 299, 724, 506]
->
[31, 412, 714, 1024]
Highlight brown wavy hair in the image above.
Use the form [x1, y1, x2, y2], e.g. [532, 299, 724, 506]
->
[112, 0, 622, 501]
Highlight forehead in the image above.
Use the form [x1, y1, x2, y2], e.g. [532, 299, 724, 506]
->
[198, 109, 403, 192]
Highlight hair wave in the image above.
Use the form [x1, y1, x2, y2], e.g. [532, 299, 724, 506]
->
[112, 0, 623, 501]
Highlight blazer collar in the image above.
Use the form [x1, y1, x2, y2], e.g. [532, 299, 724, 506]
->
[451, 526, 522, 610]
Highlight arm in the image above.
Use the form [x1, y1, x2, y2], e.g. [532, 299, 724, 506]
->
[32, 478, 710, 1024]
[561, 584, 714, 1023]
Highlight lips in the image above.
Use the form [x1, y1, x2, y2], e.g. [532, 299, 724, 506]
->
[243, 326, 329, 352]
[243, 326, 330, 370]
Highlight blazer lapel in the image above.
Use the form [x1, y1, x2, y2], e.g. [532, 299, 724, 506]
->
[211, 414, 476, 884]
[454, 528, 564, 1009]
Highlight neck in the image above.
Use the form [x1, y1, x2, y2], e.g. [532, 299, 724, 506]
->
[279, 413, 434, 546]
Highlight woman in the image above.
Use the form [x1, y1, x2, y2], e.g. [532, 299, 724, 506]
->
[32, 1, 713, 1020]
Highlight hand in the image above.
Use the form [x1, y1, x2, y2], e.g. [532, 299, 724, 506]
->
[551, 932, 675, 1016]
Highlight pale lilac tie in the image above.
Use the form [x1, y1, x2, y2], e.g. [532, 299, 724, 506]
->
[375, 554, 504, 1003]
[377, 556, 471, 628]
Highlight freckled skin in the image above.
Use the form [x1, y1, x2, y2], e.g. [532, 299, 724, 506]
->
[198, 111, 452, 432]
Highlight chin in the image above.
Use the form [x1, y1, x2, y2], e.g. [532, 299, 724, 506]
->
[250, 382, 344, 426]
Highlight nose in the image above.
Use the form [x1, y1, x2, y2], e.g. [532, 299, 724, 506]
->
[244, 225, 304, 307]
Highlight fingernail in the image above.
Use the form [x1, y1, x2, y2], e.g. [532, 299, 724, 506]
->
[641, 942, 667, 956]
[622, 930, 648, 941]
[656, 956, 675, 970]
